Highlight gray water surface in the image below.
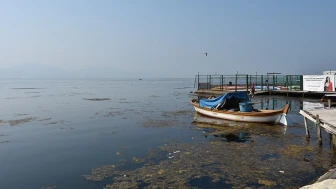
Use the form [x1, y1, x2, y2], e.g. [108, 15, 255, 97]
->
[0, 79, 335, 189]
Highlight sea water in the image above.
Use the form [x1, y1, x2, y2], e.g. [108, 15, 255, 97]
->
[0, 78, 335, 189]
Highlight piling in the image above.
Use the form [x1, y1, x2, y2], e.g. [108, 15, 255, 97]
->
[304, 117, 310, 138]
[300, 109, 336, 148]
[316, 115, 322, 145]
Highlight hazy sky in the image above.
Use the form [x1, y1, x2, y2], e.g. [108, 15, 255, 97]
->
[0, 0, 335, 78]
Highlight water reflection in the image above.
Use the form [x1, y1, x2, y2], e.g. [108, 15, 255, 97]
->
[193, 113, 288, 139]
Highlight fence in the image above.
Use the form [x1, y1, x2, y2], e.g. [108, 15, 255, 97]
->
[194, 74, 303, 91]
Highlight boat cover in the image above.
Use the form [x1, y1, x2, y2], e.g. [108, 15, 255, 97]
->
[200, 91, 249, 109]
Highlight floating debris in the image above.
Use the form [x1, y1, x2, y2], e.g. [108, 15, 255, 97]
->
[0, 141, 9, 144]
[167, 153, 174, 159]
[116, 152, 122, 156]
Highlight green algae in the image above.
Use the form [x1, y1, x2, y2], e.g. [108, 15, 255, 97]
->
[83, 135, 330, 189]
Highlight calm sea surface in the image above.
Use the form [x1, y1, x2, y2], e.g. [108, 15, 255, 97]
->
[0, 78, 335, 189]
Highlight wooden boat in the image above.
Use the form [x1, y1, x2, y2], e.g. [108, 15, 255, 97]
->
[191, 92, 290, 125]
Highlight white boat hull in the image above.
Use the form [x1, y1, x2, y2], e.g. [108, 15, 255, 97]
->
[194, 106, 287, 125]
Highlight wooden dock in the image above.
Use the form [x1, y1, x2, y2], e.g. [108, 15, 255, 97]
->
[299, 108, 336, 146]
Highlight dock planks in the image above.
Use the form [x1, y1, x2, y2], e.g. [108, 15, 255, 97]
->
[300, 109, 336, 135]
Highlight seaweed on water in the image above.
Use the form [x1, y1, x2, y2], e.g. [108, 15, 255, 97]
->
[103, 111, 122, 117]
[47, 120, 65, 125]
[83, 98, 111, 101]
[41, 187, 56, 189]
[142, 119, 174, 128]
[7, 117, 37, 126]
[38, 118, 52, 121]
[161, 110, 193, 117]
[60, 127, 74, 131]
[99, 131, 117, 135]
[13, 113, 30, 117]
[280, 145, 314, 158]
[84, 136, 327, 189]
[83, 165, 119, 181]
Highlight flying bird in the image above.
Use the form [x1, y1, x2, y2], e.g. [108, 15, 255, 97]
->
[204, 52, 208, 56]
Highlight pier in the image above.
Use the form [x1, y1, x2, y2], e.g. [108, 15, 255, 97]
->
[299, 108, 336, 147]
[194, 73, 336, 99]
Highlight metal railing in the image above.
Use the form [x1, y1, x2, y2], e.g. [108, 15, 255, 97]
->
[194, 74, 302, 91]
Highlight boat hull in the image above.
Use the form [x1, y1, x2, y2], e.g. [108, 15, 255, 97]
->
[194, 106, 284, 124]
[191, 101, 289, 125]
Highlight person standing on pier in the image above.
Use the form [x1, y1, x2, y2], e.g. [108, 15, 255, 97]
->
[251, 83, 255, 96]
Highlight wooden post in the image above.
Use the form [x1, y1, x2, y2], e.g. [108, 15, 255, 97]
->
[304, 117, 310, 138]
[197, 72, 200, 90]
[316, 115, 322, 145]
[328, 99, 331, 108]
[333, 135, 336, 148]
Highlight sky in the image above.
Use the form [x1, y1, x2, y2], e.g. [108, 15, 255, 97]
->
[0, 0, 335, 78]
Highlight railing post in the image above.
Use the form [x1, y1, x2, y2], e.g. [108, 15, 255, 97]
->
[300, 75, 303, 91]
[261, 75, 263, 91]
[246, 75, 249, 93]
[197, 72, 200, 90]
[235, 74, 237, 92]
[206, 75, 208, 90]
[221, 75, 223, 91]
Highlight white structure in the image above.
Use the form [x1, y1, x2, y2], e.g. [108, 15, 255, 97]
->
[323, 70, 336, 75]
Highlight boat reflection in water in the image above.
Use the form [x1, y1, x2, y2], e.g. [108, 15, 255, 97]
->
[192, 112, 288, 141]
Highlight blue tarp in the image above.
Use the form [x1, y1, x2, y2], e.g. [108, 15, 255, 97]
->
[200, 91, 249, 109]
